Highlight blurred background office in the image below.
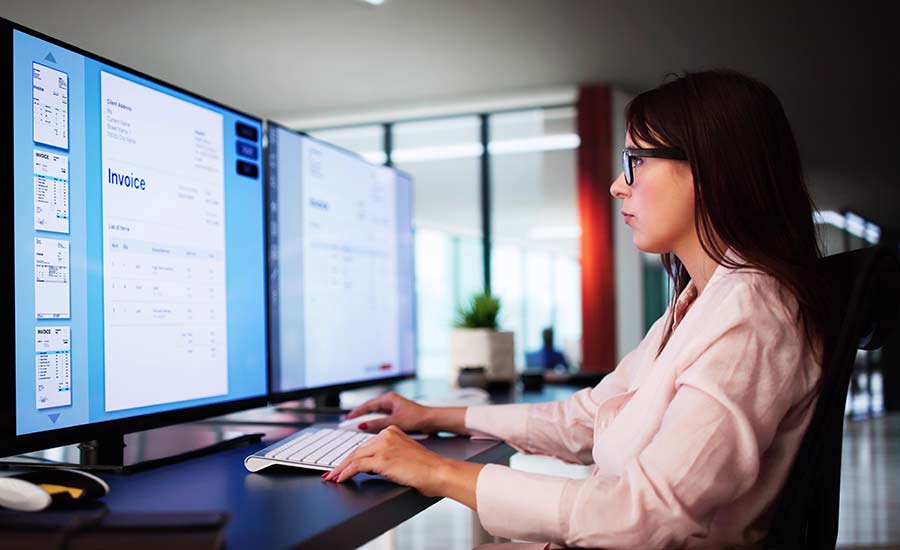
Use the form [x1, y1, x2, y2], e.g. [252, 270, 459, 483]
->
[4, 0, 898, 548]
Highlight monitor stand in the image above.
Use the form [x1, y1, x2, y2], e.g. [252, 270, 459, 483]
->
[273, 383, 398, 415]
[0, 423, 263, 473]
[275, 391, 348, 415]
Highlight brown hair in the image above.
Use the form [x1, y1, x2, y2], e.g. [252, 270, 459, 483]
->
[626, 69, 828, 357]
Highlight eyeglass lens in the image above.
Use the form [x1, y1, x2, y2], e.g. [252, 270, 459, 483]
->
[622, 150, 633, 185]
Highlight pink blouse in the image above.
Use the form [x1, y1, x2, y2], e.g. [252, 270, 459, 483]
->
[466, 260, 822, 549]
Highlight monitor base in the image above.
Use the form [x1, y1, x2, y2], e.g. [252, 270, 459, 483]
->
[274, 383, 399, 415]
[0, 424, 263, 473]
[275, 391, 349, 414]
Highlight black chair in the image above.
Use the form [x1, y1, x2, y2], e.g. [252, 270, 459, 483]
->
[765, 245, 900, 549]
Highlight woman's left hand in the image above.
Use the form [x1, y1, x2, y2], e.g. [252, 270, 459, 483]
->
[323, 426, 448, 496]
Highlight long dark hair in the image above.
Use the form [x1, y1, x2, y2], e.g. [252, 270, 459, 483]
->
[626, 69, 828, 357]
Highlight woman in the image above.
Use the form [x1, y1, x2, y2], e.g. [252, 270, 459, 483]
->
[324, 69, 829, 549]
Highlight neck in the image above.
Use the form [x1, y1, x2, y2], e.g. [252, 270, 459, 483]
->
[674, 238, 721, 295]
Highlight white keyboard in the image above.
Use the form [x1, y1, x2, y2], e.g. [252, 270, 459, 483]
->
[244, 427, 375, 473]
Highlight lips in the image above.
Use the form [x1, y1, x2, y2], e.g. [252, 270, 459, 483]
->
[621, 210, 634, 223]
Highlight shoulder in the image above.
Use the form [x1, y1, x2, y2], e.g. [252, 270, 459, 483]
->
[703, 267, 800, 329]
[676, 267, 821, 391]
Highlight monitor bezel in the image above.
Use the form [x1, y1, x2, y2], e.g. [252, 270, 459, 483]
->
[264, 121, 417, 406]
[0, 16, 270, 458]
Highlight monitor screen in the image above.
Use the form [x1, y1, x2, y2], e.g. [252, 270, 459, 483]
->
[267, 124, 415, 395]
[6, 24, 268, 439]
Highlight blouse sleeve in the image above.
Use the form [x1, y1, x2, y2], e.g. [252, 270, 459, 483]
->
[465, 320, 658, 464]
[473, 288, 818, 547]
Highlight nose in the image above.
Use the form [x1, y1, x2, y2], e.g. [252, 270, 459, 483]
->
[610, 171, 630, 199]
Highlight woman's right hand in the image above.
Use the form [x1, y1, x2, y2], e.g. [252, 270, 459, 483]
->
[345, 391, 435, 433]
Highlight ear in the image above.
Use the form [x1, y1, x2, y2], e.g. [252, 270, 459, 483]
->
[671, 158, 694, 188]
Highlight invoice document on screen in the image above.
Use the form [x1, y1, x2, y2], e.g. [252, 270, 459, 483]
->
[100, 72, 228, 412]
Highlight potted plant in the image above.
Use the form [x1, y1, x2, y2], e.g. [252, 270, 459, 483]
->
[449, 292, 516, 386]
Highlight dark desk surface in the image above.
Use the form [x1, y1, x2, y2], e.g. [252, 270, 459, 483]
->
[98, 428, 514, 549]
[65, 381, 583, 549]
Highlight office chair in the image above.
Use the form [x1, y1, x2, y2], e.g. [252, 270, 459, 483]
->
[765, 245, 900, 549]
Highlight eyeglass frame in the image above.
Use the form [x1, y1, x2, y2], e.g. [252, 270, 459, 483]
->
[622, 147, 688, 185]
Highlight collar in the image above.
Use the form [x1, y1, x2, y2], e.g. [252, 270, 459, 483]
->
[671, 248, 743, 330]
[672, 281, 699, 330]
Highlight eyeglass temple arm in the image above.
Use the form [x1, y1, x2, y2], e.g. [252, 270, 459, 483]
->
[625, 148, 687, 160]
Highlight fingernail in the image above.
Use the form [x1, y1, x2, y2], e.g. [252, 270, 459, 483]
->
[359, 423, 368, 430]
[321, 473, 328, 478]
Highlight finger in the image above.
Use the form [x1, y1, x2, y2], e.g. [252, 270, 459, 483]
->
[328, 452, 372, 483]
[346, 394, 392, 419]
[345, 396, 384, 419]
[335, 456, 380, 483]
[361, 415, 393, 432]
[327, 440, 378, 480]
[327, 453, 359, 480]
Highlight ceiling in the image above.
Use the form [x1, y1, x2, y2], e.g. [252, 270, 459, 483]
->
[3, 0, 897, 233]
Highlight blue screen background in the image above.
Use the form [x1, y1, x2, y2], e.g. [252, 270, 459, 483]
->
[13, 30, 268, 435]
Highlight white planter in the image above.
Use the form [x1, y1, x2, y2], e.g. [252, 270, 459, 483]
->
[449, 328, 515, 384]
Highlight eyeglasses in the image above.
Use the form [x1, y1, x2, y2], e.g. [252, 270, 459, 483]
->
[622, 147, 687, 185]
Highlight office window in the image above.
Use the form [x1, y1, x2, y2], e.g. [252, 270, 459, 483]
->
[554, 255, 582, 367]
[491, 245, 525, 363]
[524, 250, 554, 352]
[395, 116, 483, 379]
[489, 108, 582, 368]
[307, 125, 386, 164]
[394, 116, 482, 235]
[306, 108, 585, 377]
[413, 229, 453, 379]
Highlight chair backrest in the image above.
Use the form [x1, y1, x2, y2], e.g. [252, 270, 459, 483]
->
[765, 245, 900, 549]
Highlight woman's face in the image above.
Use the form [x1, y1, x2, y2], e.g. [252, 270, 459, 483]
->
[609, 136, 696, 254]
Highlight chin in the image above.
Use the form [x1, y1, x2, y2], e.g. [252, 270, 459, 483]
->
[632, 233, 669, 255]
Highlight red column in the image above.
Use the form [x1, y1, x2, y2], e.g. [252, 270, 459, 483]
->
[577, 85, 616, 372]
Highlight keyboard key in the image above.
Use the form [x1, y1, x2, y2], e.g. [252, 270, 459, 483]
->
[304, 431, 355, 464]
[272, 431, 327, 460]
[265, 431, 313, 458]
[320, 433, 371, 465]
[290, 430, 345, 462]
[246, 428, 381, 472]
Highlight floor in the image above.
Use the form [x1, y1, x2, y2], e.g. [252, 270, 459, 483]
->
[839, 414, 900, 547]
[358, 413, 900, 550]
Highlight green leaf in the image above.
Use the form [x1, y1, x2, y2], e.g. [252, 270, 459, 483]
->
[454, 292, 501, 329]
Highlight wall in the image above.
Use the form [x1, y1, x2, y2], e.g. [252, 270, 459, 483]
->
[611, 87, 643, 361]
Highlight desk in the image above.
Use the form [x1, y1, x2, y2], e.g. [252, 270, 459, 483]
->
[54, 382, 584, 548]
[95, 426, 514, 549]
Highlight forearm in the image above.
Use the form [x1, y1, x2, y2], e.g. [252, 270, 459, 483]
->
[424, 406, 470, 435]
[435, 458, 483, 510]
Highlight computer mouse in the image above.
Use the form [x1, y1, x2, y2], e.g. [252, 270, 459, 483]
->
[338, 412, 389, 431]
[0, 477, 52, 511]
[0, 468, 109, 511]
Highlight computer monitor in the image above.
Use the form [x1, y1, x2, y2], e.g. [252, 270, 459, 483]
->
[266, 123, 416, 405]
[1, 18, 269, 462]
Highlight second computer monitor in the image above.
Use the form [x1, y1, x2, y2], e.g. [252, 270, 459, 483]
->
[267, 124, 416, 398]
